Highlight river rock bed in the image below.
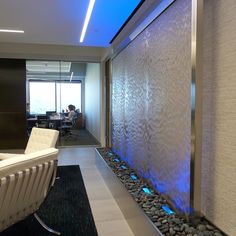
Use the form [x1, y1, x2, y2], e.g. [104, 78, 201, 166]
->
[96, 148, 226, 236]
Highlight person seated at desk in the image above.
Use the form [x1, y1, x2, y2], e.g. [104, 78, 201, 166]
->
[65, 104, 76, 122]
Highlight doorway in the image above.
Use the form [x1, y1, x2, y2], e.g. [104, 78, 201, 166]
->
[26, 60, 101, 147]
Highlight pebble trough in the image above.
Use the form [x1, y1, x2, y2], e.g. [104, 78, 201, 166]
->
[96, 148, 226, 236]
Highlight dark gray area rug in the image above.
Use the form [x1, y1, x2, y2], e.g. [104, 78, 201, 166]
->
[0, 165, 98, 236]
[58, 129, 100, 147]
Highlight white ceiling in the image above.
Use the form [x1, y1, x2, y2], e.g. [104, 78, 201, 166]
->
[26, 61, 87, 81]
[26, 61, 71, 73]
[0, 0, 142, 48]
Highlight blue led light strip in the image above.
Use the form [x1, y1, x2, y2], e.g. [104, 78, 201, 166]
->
[130, 174, 137, 180]
[120, 165, 127, 170]
[161, 205, 174, 215]
[142, 187, 152, 195]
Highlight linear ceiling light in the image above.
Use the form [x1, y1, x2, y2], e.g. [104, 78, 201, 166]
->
[0, 29, 24, 33]
[79, 0, 95, 43]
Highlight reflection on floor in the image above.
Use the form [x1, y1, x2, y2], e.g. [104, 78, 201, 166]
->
[58, 128, 100, 147]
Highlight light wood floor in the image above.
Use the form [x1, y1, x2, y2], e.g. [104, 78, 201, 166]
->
[58, 147, 135, 236]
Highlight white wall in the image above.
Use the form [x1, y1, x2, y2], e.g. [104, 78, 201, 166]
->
[201, 1, 236, 235]
[85, 63, 101, 142]
[0, 43, 105, 62]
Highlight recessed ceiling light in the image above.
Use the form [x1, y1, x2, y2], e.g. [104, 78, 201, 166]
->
[0, 29, 24, 33]
[80, 0, 95, 43]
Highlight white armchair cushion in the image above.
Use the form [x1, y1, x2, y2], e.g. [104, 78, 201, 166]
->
[25, 127, 59, 154]
[0, 153, 21, 160]
[0, 127, 59, 160]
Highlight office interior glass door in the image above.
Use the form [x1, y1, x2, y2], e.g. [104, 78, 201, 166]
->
[26, 60, 83, 146]
[27, 61, 60, 115]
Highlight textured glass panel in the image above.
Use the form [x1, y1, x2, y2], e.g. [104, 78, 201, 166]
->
[112, 0, 191, 213]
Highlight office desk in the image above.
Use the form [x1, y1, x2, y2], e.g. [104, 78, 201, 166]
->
[27, 118, 37, 121]
[27, 117, 37, 126]
[48, 117, 64, 129]
[27, 117, 64, 130]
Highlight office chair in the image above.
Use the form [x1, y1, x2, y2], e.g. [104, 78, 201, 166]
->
[46, 111, 59, 129]
[59, 113, 79, 140]
[37, 115, 48, 128]
[0, 148, 60, 235]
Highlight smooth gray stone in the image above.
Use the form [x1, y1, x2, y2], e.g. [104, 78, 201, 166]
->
[203, 230, 214, 236]
[206, 224, 214, 231]
[173, 226, 181, 231]
[150, 206, 156, 211]
[162, 219, 167, 224]
[169, 227, 176, 235]
[197, 224, 207, 231]
[214, 233, 223, 236]
[154, 222, 161, 227]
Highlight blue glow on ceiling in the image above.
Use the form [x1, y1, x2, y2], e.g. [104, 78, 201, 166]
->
[79, 0, 142, 47]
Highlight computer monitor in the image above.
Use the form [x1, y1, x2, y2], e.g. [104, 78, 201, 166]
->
[37, 115, 47, 120]
[46, 111, 56, 118]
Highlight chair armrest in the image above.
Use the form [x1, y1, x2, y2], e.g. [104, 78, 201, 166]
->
[0, 148, 59, 179]
[0, 153, 23, 160]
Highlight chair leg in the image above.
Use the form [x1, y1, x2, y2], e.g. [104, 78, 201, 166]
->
[34, 213, 61, 235]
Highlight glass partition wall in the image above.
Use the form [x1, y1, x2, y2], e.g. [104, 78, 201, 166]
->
[26, 60, 86, 147]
